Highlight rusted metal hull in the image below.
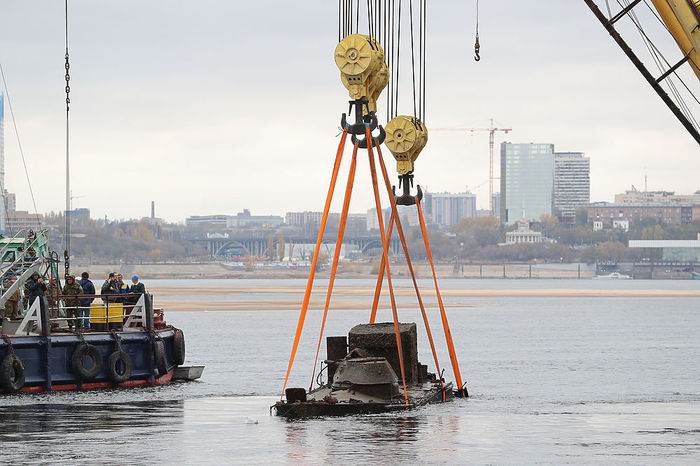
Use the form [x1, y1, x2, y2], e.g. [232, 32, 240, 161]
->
[272, 381, 454, 418]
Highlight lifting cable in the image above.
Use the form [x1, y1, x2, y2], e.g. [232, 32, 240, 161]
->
[409, 0, 418, 119]
[280, 129, 348, 398]
[309, 143, 359, 390]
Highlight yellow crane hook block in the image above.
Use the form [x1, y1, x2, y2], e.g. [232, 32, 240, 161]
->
[334, 34, 389, 114]
[385, 116, 428, 175]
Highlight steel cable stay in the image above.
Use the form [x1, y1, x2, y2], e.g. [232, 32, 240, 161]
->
[0, 64, 39, 224]
[584, 0, 700, 144]
[618, 0, 700, 128]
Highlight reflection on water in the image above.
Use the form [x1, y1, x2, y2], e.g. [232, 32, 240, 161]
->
[0, 401, 184, 439]
[0, 279, 698, 464]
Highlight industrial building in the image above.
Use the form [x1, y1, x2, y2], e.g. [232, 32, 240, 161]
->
[628, 239, 700, 262]
[588, 202, 694, 227]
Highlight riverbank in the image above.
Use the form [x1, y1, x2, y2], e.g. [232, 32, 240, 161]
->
[74, 261, 597, 280]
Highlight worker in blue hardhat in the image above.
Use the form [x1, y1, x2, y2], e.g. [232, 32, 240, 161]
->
[129, 274, 146, 305]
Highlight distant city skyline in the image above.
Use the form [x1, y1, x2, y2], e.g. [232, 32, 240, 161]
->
[1, 2, 698, 222]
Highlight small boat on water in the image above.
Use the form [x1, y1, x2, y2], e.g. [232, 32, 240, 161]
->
[0, 230, 203, 394]
[272, 322, 458, 418]
[594, 272, 632, 279]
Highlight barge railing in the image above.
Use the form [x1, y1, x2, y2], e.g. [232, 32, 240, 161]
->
[7, 293, 157, 336]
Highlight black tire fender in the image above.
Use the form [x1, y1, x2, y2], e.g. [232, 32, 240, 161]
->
[107, 350, 133, 384]
[0, 355, 25, 392]
[153, 339, 168, 376]
[71, 343, 102, 380]
[173, 329, 186, 366]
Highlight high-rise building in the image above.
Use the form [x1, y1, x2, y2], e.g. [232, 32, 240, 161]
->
[553, 152, 590, 224]
[427, 191, 477, 227]
[500, 143, 554, 224]
[366, 205, 419, 230]
[3, 190, 15, 213]
[491, 192, 501, 219]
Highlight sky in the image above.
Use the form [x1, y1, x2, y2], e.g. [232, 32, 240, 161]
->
[0, 0, 698, 222]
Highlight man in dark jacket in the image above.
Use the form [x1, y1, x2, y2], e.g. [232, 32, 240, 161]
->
[26, 272, 47, 305]
[78, 271, 95, 330]
[101, 272, 118, 301]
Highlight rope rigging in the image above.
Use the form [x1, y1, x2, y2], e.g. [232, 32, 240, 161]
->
[282, 0, 467, 404]
[617, 0, 700, 131]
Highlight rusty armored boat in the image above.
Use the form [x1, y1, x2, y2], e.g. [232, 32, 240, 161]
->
[273, 323, 461, 418]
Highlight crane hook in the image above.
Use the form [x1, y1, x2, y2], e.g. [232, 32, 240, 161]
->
[474, 35, 481, 62]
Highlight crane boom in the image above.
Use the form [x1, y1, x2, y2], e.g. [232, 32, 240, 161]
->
[649, 0, 700, 81]
[583, 0, 700, 144]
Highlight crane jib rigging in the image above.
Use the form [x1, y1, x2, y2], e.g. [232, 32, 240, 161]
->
[583, 0, 700, 145]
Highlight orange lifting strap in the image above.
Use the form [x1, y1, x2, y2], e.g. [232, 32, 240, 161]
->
[366, 127, 409, 405]
[369, 212, 393, 325]
[281, 129, 348, 397]
[375, 145, 446, 399]
[309, 143, 359, 390]
[416, 200, 465, 391]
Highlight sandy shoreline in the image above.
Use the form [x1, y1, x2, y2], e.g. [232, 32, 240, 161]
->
[149, 285, 700, 311]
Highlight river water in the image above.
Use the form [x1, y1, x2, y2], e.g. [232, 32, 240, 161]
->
[0, 279, 699, 464]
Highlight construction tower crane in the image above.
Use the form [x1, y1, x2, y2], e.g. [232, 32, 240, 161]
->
[432, 119, 511, 216]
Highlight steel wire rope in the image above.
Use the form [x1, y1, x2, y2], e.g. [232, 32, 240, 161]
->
[409, 0, 418, 119]
[639, 0, 700, 107]
[619, 0, 700, 126]
[0, 64, 39, 218]
[394, 0, 402, 119]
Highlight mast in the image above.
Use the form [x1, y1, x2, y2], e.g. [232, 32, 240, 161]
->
[64, 0, 71, 277]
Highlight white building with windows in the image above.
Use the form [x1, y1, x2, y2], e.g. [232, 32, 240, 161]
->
[554, 152, 590, 223]
[504, 220, 545, 245]
[427, 191, 476, 227]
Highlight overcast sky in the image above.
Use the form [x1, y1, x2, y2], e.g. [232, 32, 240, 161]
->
[1, 1, 698, 222]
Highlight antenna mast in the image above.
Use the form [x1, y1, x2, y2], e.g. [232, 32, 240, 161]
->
[64, 0, 71, 277]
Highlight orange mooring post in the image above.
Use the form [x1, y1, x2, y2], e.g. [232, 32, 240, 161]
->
[281, 129, 348, 398]
[366, 127, 409, 405]
[416, 200, 465, 392]
[309, 143, 359, 390]
[375, 145, 446, 399]
[368, 213, 393, 324]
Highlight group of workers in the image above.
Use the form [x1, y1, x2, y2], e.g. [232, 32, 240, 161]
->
[3, 271, 146, 332]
